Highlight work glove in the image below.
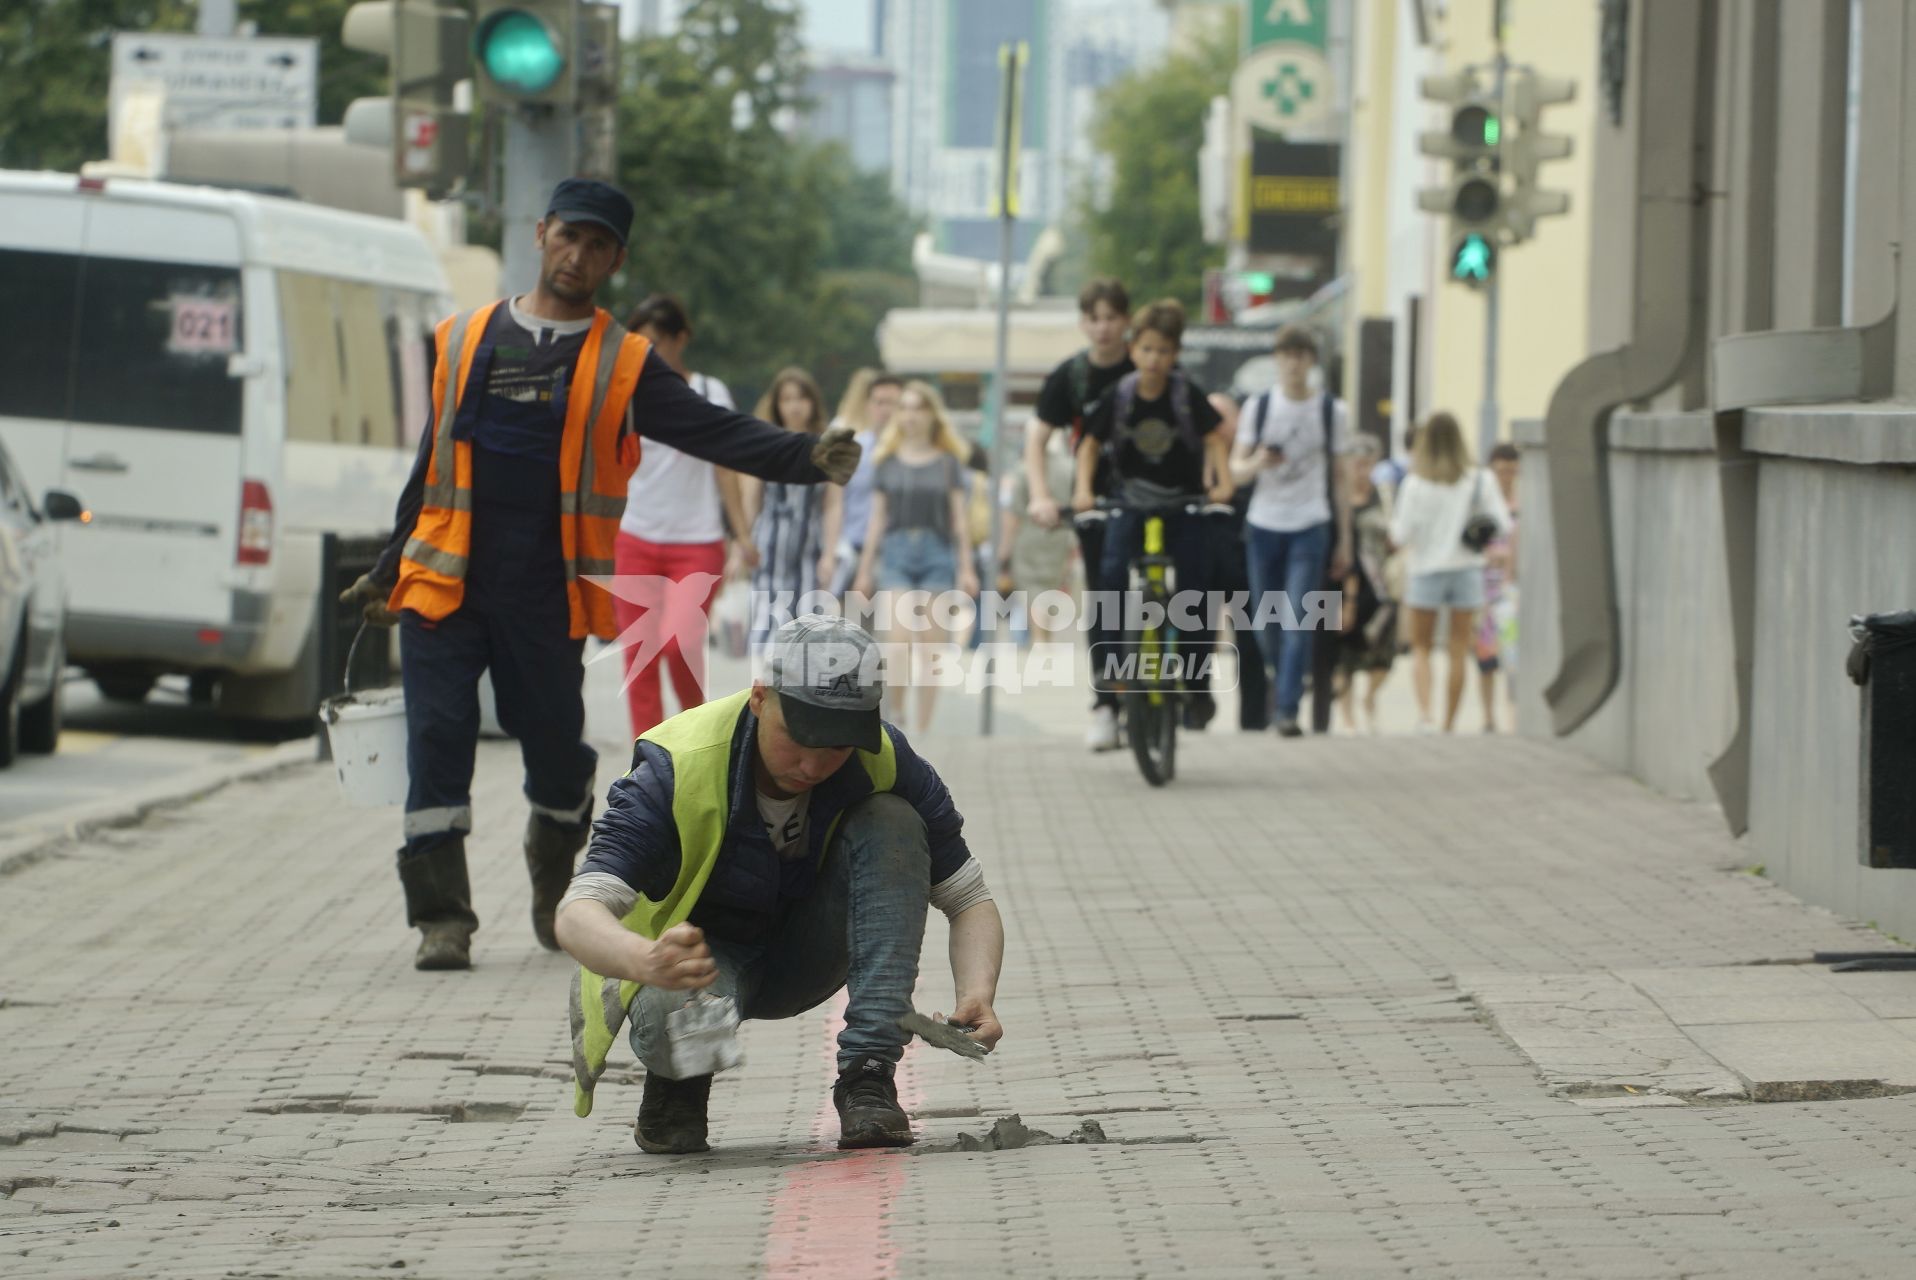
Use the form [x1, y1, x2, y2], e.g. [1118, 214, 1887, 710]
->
[811, 425, 862, 485]
[340, 572, 400, 628]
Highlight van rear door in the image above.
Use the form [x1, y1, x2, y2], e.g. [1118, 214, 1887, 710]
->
[64, 199, 246, 624]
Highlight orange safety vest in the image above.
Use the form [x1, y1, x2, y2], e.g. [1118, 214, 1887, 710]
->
[387, 301, 650, 640]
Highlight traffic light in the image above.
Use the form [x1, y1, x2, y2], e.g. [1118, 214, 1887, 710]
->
[1503, 70, 1576, 241]
[341, 1, 471, 195]
[474, 1, 577, 106]
[1416, 69, 1504, 288]
[1450, 233, 1496, 285]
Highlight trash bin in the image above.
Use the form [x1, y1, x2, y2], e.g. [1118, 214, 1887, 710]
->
[1847, 610, 1916, 869]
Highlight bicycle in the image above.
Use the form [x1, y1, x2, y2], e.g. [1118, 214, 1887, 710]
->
[1076, 497, 1231, 787]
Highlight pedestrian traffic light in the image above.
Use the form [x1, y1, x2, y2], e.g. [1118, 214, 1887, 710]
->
[1416, 69, 1507, 289]
[341, 0, 472, 195]
[1451, 232, 1496, 284]
[474, 1, 577, 106]
[1503, 70, 1576, 241]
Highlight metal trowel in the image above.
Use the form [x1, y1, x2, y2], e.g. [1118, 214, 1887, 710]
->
[664, 989, 743, 1077]
[898, 1011, 990, 1061]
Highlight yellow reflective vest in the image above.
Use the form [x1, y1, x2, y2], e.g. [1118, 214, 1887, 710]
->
[569, 689, 898, 1116]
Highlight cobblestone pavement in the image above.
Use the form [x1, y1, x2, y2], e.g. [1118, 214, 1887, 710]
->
[4, 670, 1916, 1279]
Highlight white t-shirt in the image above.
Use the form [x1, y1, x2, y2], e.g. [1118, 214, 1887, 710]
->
[756, 788, 811, 860]
[621, 372, 735, 544]
[1237, 389, 1353, 533]
[1387, 467, 1514, 577]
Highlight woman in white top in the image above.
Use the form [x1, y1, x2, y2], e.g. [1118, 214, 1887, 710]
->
[1388, 412, 1513, 733]
[616, 295, 751, 737]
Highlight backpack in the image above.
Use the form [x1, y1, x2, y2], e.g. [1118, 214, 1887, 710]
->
[1110, 369, 1202, 454]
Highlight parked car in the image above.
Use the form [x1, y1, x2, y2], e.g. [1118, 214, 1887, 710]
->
[0, 438, 83, 763]
[0, 171, 453, 721]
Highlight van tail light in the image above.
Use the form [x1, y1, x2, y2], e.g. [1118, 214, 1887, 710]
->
[237, 480, 273, 566]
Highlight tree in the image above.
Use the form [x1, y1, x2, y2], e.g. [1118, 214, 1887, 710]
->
[1074, 27, 1235, 310]
[0, 1, 193, 172]
[0, 1, 384, 173]
[609, 0, 917, 409]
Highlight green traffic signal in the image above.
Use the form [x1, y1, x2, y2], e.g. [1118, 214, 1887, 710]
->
[475, 9, 565, 95]
[1243, 272, 1275, 294]
[1451, 233, 1495, 284]
[1451, 104, 1499, 150]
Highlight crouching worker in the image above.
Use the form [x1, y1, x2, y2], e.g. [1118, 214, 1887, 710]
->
[557, 615, 1006, 1153]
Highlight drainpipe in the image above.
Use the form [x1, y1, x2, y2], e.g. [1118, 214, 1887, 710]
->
[1542, 0, 1716, 734]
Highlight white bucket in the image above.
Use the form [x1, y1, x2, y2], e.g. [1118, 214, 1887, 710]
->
[319, 686, 410, 807]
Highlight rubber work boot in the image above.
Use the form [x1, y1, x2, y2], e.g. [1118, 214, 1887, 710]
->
[525, 814, 590, 951]
[634, 1072, 713, 1154]
[833, 1056, 914, 1149]
[397, 840, 478, 972]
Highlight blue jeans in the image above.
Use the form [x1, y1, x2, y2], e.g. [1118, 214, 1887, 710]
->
[628, 793, 931, 1076]
[877, 528, 957, 592]
[1247, 520, 1332, 721]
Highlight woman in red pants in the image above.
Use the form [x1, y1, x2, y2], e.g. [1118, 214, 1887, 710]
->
[614, 294, 751, 736]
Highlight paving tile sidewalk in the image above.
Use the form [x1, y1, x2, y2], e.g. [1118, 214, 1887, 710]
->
[3, 662, 1916, 1278]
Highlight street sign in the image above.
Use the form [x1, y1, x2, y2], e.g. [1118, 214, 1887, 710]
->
[1236, 0, 1333, 137]
[1248, 139, 1339, 263]
[110, 33, 318, 151]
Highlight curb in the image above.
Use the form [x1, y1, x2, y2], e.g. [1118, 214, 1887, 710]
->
[0, 737, 322, 877]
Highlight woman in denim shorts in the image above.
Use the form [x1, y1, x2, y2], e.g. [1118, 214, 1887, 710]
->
[852, 381, 977, 734]
[1388, 413, 1512, 732]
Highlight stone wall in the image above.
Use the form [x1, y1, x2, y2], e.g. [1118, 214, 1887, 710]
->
[1514, 408, 1916, 941]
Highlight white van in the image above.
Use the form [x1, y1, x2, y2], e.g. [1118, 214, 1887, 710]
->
[0, 172, 453, 719]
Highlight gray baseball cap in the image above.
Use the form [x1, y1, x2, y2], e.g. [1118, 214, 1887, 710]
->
[765, 616, 884, 753]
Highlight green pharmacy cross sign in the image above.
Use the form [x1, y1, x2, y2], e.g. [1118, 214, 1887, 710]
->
[1261, 64, 1318, 118]
[1237, 0, 1333, 137]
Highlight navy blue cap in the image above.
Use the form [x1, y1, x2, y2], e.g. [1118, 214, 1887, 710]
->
[545, 178, 633, 247]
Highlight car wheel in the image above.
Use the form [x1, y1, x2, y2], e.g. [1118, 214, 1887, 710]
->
[0, 640, 21, 769]
[20, 642, 63, 755]
[93, 671, 155, 703]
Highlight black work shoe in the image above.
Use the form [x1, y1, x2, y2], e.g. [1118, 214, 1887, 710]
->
[833, 1057, 913, 1149]
[635, 1072, 713, 1155]
[414, 922, 472, 971]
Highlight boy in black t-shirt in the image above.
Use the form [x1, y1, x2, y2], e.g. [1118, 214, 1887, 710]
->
[1074, 299, 1234, 724]
[1025, 278, 1134, 750]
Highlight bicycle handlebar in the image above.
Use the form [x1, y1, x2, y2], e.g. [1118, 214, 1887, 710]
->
[1072, 497, 1234, 526]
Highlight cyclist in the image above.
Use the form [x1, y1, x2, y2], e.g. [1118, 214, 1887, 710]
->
[1025, 279, 1134, 751]
[1071, 299, 1234, 722]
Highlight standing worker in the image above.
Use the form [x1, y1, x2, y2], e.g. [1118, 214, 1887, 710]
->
[341, 179, 861, 971]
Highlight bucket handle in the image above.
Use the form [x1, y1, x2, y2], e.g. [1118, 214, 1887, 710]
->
[341, 620, 372, 697]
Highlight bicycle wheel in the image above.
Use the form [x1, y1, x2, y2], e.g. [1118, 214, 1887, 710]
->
[1126, 686, 1178, 786]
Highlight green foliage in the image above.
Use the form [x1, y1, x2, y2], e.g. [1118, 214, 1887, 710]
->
[1074, 25, 1235, 309]
[608, 0, 917, 408]
[0, 1, 193, 172]
[0, 1, 384, 173]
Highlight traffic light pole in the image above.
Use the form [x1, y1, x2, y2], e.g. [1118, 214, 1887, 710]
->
[1481, 8, 1508, 453]
[501, 108, 577, 294]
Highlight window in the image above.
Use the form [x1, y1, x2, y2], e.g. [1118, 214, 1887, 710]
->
[71, 257, 243, 434]
[279, 272, 421, 450]
[0, 248, 82, 422]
